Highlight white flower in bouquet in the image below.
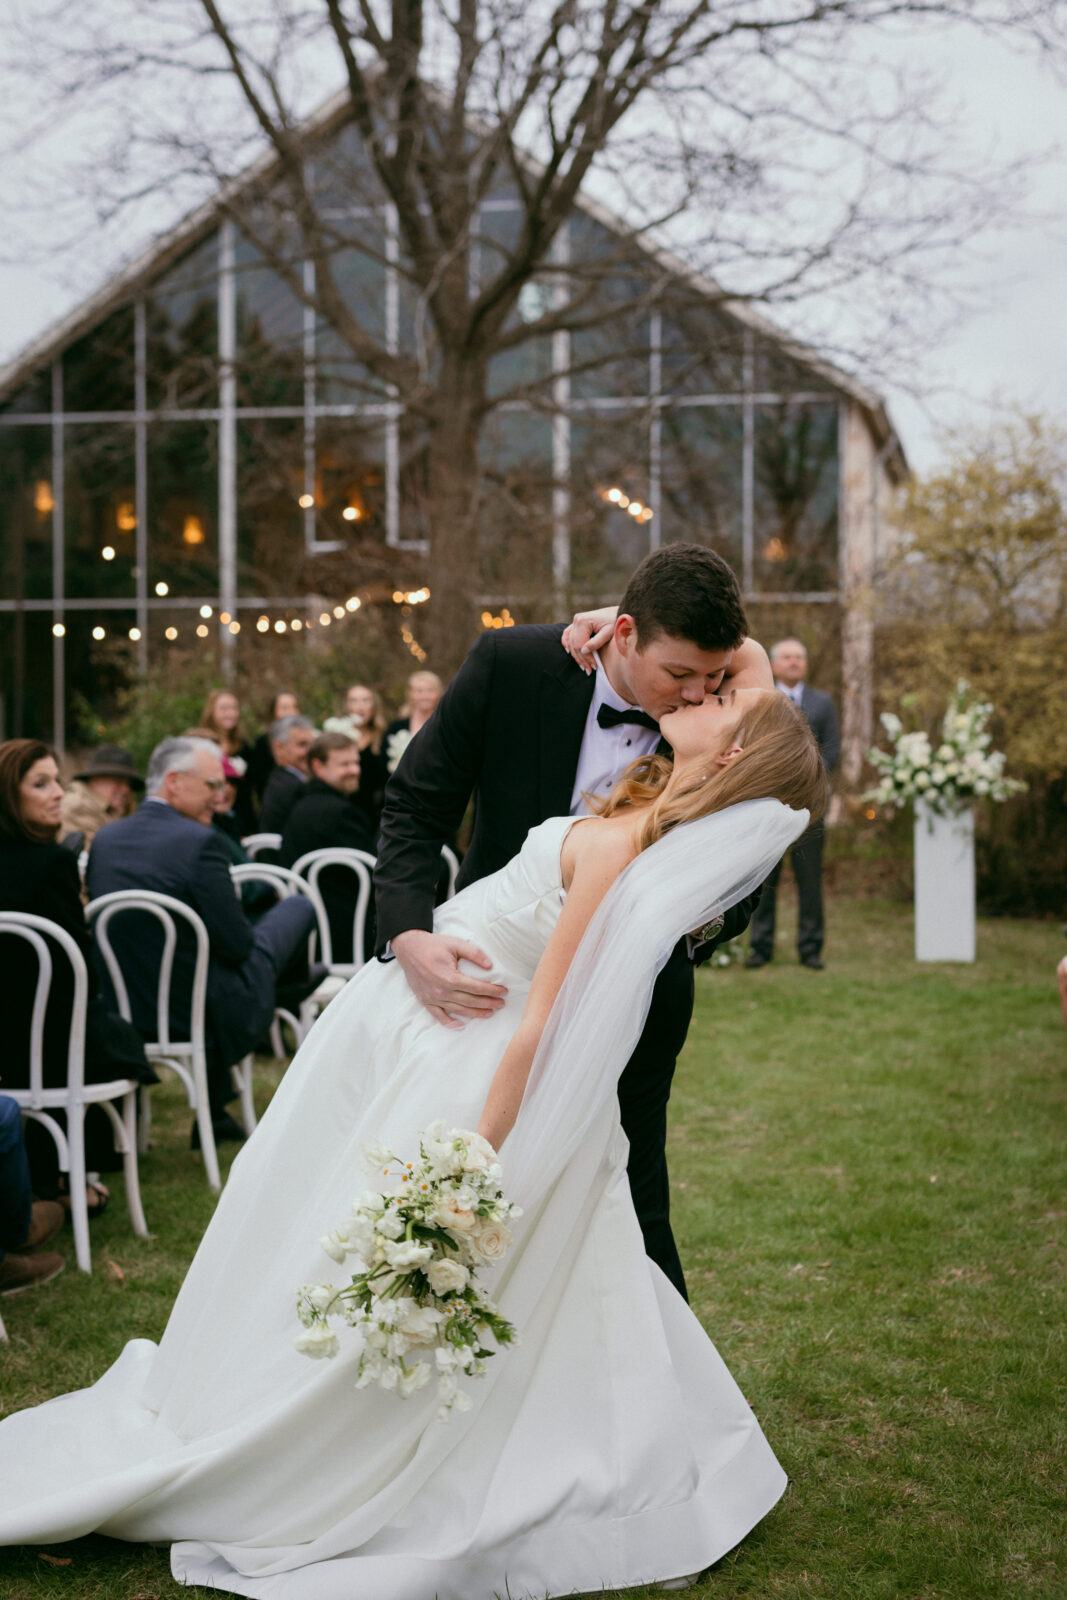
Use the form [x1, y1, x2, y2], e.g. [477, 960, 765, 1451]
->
[295, 1126, 521, 1417]
[865, 682, 1026, 817]
[386, 728, 414, 773]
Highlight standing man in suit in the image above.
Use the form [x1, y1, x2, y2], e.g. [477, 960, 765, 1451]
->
[745, 637, 840, 971]
[375, 543, 773, 1299]
[88, 736, 320, 1144]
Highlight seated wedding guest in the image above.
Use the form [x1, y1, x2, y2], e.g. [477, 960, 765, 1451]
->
[58, 745, 142, 851]
[209, 759, 278, 918]
[281, 732, 376, 964]
[258, 714, 316, 833]
[0, 1094, 65, 1297]
[87, 736, 323, 1147]
[246, 689, 301, 809]
[0, 739, 157, 1210]
[199, 689, 255, 833]
[323, 684, 389, 831]
[383, 670, 443, 774]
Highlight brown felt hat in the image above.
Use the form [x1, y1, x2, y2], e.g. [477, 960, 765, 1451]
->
[72, 745, 145, 790]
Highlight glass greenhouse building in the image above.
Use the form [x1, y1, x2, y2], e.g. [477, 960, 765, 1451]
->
[0, 96, 905, 780]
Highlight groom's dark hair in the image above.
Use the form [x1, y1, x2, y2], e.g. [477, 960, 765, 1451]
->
[620, 543, 747, 652]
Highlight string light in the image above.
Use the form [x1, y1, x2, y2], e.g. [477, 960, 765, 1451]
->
[102, 546, 116, 561]
[196, 624, 209, 638]
[155, 581, 169, 596]
[199, 604, 213, 618]
[52, 623, 65, 637]
[92, 626, 106, 641]
[481, 608, 515, 630]
[298, 493, 315, 509]
[228, 620, 240, 635]
[346, 596, 360, 612]
[319, 612, 331, 626]
[342, 506, 360, 521]
[220, 611, 231, 624]
[165, 627, 178, 641]
[291, 618, 303, 631]
[256, 616, 269, 633]
[333, 605, 345, 619]
[129, 627, 142, 641]
[274, 619, 287, 633]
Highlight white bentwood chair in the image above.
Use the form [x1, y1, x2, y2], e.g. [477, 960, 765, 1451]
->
[0, 911, 148, 1273]
[229, 862, 334, 1048]
[85, 890, 230, 1191]
[240, 832, 282, 860]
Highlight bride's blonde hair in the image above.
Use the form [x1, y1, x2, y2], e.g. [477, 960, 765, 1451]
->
[593, 692, 828, 851]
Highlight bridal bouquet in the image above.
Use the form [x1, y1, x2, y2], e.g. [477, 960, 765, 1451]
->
[295, 1125, 520, 1419]
[865, 681, 1025, 817]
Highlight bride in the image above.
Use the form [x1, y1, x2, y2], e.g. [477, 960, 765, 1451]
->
[0, 687, 825, 1599]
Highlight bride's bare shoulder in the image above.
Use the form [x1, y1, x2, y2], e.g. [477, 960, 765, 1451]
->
[561, 815, 637, 890]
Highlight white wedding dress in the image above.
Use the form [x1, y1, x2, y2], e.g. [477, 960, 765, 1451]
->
[0, 803, 806, 1599]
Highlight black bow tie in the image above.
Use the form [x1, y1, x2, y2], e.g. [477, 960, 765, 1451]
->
[597, 703, 660, 734]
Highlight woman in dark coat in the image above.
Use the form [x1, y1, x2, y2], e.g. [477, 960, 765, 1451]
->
[0, 739, 157, 1206]
[245, 689, 301, 817]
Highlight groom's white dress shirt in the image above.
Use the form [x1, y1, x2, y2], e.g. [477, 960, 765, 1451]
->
[569, 663, 661, 816]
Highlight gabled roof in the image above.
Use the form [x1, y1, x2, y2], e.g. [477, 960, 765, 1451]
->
[0, 83, 906, 478]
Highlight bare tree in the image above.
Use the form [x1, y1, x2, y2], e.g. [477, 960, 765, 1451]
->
[3, 0, 1065, 666]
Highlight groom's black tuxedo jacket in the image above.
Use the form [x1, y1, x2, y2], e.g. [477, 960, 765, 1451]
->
[375, 623, 757, 959]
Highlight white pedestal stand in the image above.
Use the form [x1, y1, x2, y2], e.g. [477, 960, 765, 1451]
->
[913, 799, 975, 963]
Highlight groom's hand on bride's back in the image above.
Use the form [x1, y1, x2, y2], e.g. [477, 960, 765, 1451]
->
[391, 930, 508, 1030]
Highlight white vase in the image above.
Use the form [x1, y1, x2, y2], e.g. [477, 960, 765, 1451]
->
[913, 798, 975, 962]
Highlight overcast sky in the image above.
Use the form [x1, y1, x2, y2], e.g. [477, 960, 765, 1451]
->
[0, 18, 1063, 475]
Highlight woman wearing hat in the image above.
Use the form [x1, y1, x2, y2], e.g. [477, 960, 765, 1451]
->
[59, 746, 143, 850]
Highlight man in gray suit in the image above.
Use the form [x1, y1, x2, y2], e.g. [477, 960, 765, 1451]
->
[746, 637, 840, 970]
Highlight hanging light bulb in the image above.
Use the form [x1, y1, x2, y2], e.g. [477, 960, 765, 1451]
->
[256, 617, 270, 633]
[182, 516, 205, 546]
[129, 627, 142, 641]
[92, 626, 106, 641]
[165, 627, 178, 641]
[155, 581, 169, 596]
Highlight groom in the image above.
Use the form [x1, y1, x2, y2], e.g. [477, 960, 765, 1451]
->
[375, 543, 772, 1298]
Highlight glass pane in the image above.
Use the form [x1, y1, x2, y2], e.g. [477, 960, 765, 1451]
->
[145, 233, 219, 409]
[317, 232, 391, 404]
[478, 409, 554, 593]
[569, 413, 654, 594]
[315, 417, 388, 547]
[63, 306, 136, 413]
[659, 303, 745, 398]
[235, 232, 305, 408]
[237, 418, 303, 594]
[0, 426, 54, 601]
[64, 425, 137, 600]
[753, 339, 837, 397]
[0, 612, 54, 742]
[753, 402, 839, 590]
[146, 421, 218, 597]
[658, 404, 744, 572]
[566, 211, 651, 401]
[68, 610, 139, 741]
[0, 371, 53, 416]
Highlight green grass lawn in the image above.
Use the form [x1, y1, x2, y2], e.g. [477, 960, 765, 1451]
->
[1, 894, 1064, 1599]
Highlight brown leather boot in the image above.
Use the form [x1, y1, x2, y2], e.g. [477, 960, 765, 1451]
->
[9, 1200, 65, 1253]
[0, 1251, 65, 1295]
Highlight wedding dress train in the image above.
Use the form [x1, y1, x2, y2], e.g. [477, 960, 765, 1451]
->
[0, 803, 806, 1598]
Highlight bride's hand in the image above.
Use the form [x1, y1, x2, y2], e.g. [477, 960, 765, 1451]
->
[561, 606, 617, 673]
[392, 930, 509, 1030]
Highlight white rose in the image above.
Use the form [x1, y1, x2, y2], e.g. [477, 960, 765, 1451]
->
[435, 1345, 460, 1372]
[383, 1239, 434, 1269]
[362, 1141, 394, 1171]
[294, 1324, 339, 1360]
[433, 1194, 478, 1232]
[376, 1208, 405, 1241]
[426, 1257, 470, 1295]
[470, 1222, 513, 1262]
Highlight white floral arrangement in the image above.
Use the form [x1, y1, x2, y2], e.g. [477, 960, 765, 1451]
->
[386, 727, 414, 773]
[865, 681, 1025, 816]
[295, 1125, 520, 1419]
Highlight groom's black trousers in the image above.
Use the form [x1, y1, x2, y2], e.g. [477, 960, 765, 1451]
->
[616, 942, 694, 1303]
